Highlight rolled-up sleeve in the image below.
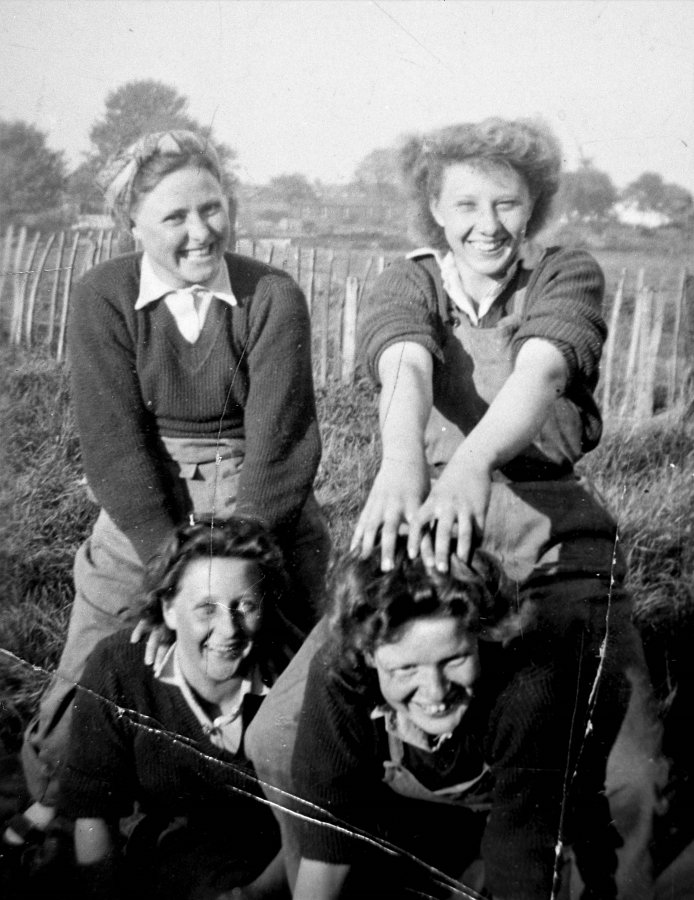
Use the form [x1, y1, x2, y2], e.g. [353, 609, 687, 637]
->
[358, 259, 443, 386]
[512, 248, 606, 386]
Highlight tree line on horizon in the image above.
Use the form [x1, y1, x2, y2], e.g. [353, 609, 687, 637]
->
[1, 78, 693, 235]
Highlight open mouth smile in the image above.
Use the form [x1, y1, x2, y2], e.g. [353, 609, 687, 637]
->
[466, 239, 508, 254]
[205, 641, 247, 660]
[179, 244, 217, 259]
[411, 696, 469, 718]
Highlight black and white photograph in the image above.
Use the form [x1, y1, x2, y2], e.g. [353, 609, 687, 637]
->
[1, 2, 693, 898]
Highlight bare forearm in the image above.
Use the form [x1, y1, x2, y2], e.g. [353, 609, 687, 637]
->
[378, 342, 432, 465]
[410, 338, 568, 569]
[450, 338, 568, 474]
[352, 342, 433, 566]
[293, 859, 350, 900]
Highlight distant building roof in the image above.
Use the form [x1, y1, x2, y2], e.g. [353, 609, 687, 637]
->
[614, 202, 670, 228]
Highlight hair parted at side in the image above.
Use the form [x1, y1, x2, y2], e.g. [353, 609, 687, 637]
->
[326, 537, 510, 671]
[399, 117, 563, 250]
[142, 517, 288, 627]
[98, 129, 227, 229]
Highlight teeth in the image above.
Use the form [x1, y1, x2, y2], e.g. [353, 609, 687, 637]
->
[470, 241, 504, 251]
[415, 702, 451, 714]
[183, 247, 213, 258]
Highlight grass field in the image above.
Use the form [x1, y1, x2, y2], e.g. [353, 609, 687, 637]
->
[1, 228, 693, 783]
[1, 344, 693, 728]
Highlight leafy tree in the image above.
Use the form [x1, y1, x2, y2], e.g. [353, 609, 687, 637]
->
[66, 158, 103, 215]
[559, 162, 617, 222]
[622, 172, 693, 225]
[0, 120, 67, 222]
[67, 80, 237, 215]
[91, 80, 199, 162]
[352, 147, 403, 200]
[265, 173, 317, 205]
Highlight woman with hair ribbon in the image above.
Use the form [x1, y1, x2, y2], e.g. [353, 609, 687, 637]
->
[5, 130, 329, 854]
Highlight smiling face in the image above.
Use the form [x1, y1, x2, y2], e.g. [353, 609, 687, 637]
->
[370, 615, 480, 737]
[430, 160, 533, 290]
[162, 556, 263, 699]
[131, 166, 230, 288]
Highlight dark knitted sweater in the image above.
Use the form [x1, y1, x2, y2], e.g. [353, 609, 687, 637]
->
[68, 252, 320, 562]
[359, 247, 606, 456]
[292, 639, 581, 900]
[360, 246, 606, 386]
[58, 632, 271, 825]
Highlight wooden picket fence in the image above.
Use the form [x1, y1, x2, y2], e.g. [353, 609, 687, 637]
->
[598, 266, 693, 422]
[0, 224, 389, 386]
[1, 223, 691, 419]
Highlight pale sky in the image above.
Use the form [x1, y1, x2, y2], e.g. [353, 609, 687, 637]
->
[2, 0, 693, 191]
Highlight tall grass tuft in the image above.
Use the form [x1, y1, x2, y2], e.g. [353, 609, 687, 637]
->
[1, 349, 95, 730]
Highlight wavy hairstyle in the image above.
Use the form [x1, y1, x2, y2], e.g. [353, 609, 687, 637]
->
[327, 538, 510, 672]
[98, 130, 226, 229]
[142, 517, 288, 628]
[399, 117, 563, 251]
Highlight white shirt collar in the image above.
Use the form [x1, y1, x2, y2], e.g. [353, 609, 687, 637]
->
[155, 642, 267, 753]
[134, 253, 237, 310]
[370, 704, 453, 753]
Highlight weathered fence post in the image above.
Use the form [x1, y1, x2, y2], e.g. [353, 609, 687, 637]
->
[80, 232, 97, 276]
[11, 230, 40, 346]
[306, 247, 316, 317]
[642, 285, 666, 417]
[357, 256, 373, 312]
[93, 229, 105, 266]
[319, 251, 334, 388]
[667, 268, 688, 408]
[46, 231, 66, 348]
[9, 226, 28, 344]
[601, 268, 626, 418]
[56, 232, 80, 362]
[0, 223, 15, 313]
[619, 269, 646, 419]
[25, 232, 56, 348]
[341, 276, 359, 384]
[633, 287, 658, 421]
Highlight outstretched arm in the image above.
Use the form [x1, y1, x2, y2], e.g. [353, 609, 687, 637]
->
[409, 337, 568, 571]
[351, 341, 433, 570]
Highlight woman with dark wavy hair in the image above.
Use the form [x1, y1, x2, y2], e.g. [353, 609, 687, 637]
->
[290, 540, 608, 900]
[57, 518, 296, 899]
